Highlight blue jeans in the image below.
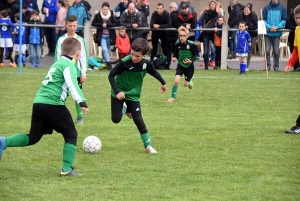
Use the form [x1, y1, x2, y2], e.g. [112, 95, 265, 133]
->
[29, 44, 41, 67]
[210, 40, 216, 61]
[202, 35, 214, 68]
[101, 35, 110, 63]
[265, 36, 280, 69]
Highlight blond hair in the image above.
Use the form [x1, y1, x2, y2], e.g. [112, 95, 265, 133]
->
[178, 26, 189, 34]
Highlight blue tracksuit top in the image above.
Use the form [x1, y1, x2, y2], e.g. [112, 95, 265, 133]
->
[262, 1, 287, 37]
[236, 30, 251, 54]
[0, 18, 16, 38]
[14, 22, 27, 44]
[42, 0, 58, 23]
[28, 20, 42, 44]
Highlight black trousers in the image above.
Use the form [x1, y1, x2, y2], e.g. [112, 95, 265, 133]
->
[215, 46, 221, 67]
[150, 31, 171, 65]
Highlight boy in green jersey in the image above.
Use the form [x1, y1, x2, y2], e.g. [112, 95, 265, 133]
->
[108, 38, 167, 154]
[168, 26, 199, 103]
[0, 38, 89, 177]
[55, 15, 88, 124]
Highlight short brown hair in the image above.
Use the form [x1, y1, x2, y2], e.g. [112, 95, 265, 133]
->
[31, 9, 39, 16]
[62, 38, 81, 56]
[14, 13, 20, 21]
[294, 5, 300, 16]
[0, 10, 8, 18]
[119, 26, 126, 31]
[65, 15, 77, 23]
[131, 38, 149, 55]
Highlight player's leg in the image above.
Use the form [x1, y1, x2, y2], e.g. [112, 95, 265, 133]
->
[239, 56, 247, 75]
[126, 100, 157, 154]
[75, 77, 84, 124]
[111, 96, 124, 124]
[168, 65, 183, 102]
[285, 115, 300, 134]
[21, 45, 27, 66]
[48, 105, 81, 176]
[7, 39, 15, 67]
[183, 64, 194, 89]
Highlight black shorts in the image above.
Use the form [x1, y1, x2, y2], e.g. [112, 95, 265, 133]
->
[29, 103, 77, 138]
[175, 63, 194, 82]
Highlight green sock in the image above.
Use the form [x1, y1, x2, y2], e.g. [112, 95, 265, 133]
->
[171, 85, 178, 99]
[5, 133, 29, 147]
[189, 80, 193, 86]
[75, 102, 83, 118]
[62, 143, 77, 172]
[122, 105, 126, 116]
[140, 132, 151, 148]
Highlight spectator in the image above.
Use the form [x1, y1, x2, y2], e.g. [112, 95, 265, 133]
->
[227, 0, 243, 59]
[137, 0, 149, 21]
[216, 0, 224, 16]
[262, 0, 287, 71]
[114, 0, 129, 22]
[0, 9, 16, 67]
[120, 2, 142, 44]
[22, 4, 31, 23]
[91, 2, 117, 70]
[42, 0, 58, 57]
[82, 0, 92, 20]
[198, 0, 218, 70]
[55, 0, 67, 39]
[236, 3, 257, 71]
[213, 15, 225, 69]
[7, 0, 20, 23]
[67, 0, 88, 38]
[135, 2, 149, 40]
[286, 8, 300, 71]
[169, 2, 179, 54]
[175, 1, 197, 40]
[177, 0, 194, 13]
[116, 26, 130, 59]
[27, 10, 43, 68]
[23, 0, 39, 12]
[150, 3, 171, 68]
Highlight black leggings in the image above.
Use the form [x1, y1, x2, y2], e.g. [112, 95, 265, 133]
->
[111, 96, 148, 134]
[0, 47, 13, 63]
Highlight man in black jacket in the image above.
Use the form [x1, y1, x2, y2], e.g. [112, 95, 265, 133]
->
[150, 3, 171, 69]
[169, 2, 179, 54]
[8, 0, 20, 23]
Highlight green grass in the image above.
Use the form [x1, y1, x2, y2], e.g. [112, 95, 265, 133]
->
[0, 67, 300, 201]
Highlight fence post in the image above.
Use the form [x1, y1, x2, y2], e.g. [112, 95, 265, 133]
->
[221, 24, 229, 70]
[84, 21, 91, 57]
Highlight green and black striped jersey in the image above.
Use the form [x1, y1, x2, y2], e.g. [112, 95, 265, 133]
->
[34, 56, 87, 107]
[108, 56, 166, 101]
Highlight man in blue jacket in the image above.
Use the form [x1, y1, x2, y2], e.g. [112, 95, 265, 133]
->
[262, 0, 287, 71]
[67, 0, 88, 38]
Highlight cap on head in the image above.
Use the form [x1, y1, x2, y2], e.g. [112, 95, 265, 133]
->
[180, 2, 189, 9]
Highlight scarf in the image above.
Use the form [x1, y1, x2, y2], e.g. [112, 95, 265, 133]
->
[100, 10, 111, 21]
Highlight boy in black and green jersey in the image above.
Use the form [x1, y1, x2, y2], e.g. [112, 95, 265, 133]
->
[55, 15, 88, 125]
[108, 38, 167, 154]
[168, 26, 199, 103]
[0, 38, 88, 177]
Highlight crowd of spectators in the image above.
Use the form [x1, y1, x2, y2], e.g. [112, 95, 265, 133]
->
[0, 0, 299, 71]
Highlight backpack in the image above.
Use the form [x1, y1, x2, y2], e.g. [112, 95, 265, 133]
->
[152, 54, 169, 70]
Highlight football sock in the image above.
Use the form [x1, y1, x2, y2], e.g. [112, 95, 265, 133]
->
[140, 132, 151, 148]
[171, 85, 178, 99]
[240, 63, 247, 73]
[15, 54, 19, 65]
[22, 53, 26, 64]
[62, 143, 77, 172]
[189, 80, 193, 87]
[122, 106, 126, 116]
[5, 133, 29, 147]
[75, 101, 83, 118]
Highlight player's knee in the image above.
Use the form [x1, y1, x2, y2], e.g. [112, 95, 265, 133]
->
[27, 133, 42, 145]
[64, 132, 78, 145]
[112, 115, 122, 124]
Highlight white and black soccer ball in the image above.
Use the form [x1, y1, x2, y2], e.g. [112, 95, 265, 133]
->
[82, 136, 102, 154]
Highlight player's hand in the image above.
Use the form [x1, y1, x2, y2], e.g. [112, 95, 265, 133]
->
[116, 92, 125, 100]
[183, 58, 191, 64]
[284, 66, 291, 74]
[172, 57, 177, 62]
[81, 75, 86, 83]
[159, 84, 166, 93]
[81, 107, 89, 114]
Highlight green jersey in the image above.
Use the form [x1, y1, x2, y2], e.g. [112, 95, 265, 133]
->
[108, 56, 166, 101]
[173, 40, 198, 68]
[55, 34, 88, 77]
[34, 56, 87, 106]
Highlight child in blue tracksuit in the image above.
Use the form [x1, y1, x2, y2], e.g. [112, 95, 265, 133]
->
[236, 21, 251, 75]
[0, 10, 16, 67]
[13, 13, 27, 67]
[27, 10, 44, 68]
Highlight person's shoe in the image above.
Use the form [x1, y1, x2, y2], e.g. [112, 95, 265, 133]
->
[23, 64, 26, 67]
[0, 136, 7, 160]
[10, 62, 17, 68]
[274, 68, 279, 72]
[292, 67, 300, 72]
[285, 126, 300, 134]
[246, 68, 249, 71]
[188, 80, 193, 89]
[168, 98, 175, 102]
[59, 168, 82, 177]
[77, 117, 83, 125]
[210, 60, 215, 67]
[145, 145, 157, 154]
[0, 63, 4, 67]
[99, 63, 108, 70]
[204, 67, 208, 70]
[46, 53, 54, 57]
[240, 72, 246, 75]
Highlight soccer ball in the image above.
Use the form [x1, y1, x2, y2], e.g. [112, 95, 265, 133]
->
[82, 136, 102, 154]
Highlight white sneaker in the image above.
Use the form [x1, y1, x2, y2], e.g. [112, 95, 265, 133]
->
[145, 145, 157, 154]
[246, 68, 249, 71]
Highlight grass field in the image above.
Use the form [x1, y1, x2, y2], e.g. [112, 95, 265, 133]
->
[0, 67, 299, 200]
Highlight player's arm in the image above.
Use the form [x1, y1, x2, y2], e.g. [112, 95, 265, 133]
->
[54, 38, 62, 62]
[63, 65, 88, 113]
[79, 38, 88, 78]
[108, 62, 127, 96]
[285, 47, 299, 73]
